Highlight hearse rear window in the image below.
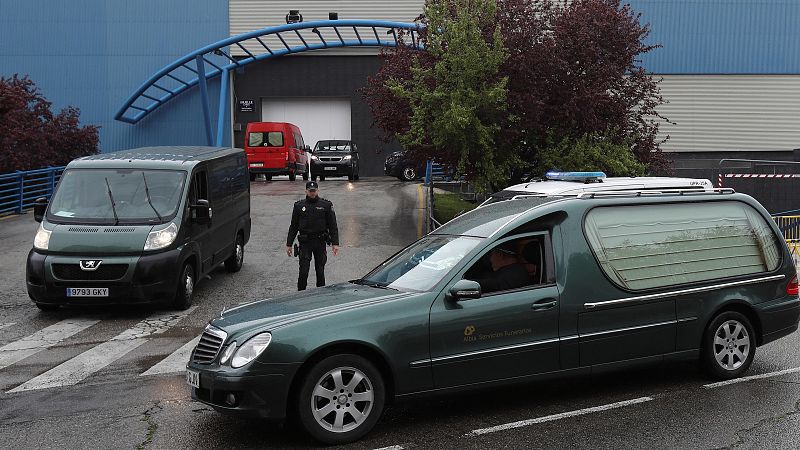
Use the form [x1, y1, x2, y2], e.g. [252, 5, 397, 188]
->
[583, 201, 782, 290]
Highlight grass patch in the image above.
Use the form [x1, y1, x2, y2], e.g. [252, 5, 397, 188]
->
[434, 192, 478, 224]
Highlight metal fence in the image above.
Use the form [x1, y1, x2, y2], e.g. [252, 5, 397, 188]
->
[0, 167, 65, 216]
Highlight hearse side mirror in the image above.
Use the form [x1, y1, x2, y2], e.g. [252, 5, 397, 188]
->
[193, 199, 212, 224]
[447, 279, 482, 302]
[33, 197, 48, 222]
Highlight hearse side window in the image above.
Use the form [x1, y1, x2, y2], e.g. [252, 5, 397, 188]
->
[583, 201, 782, 290]
[463, 236, 549, 295]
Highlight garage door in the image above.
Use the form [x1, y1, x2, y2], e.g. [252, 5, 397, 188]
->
[261, 98, 351, 150]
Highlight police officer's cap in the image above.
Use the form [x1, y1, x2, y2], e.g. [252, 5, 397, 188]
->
[306, 181, 318, 190]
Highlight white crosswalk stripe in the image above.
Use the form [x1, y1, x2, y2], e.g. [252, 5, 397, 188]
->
[140, 335, 201, 376]
[0, 318, 99, 370]
[8, 308, 195, 393]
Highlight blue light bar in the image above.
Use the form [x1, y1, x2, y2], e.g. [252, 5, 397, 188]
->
[545, 171, 607, 181]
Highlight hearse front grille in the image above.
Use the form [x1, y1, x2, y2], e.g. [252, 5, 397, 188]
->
[52, 264, 128, 281]
[192, 325, 227, 364]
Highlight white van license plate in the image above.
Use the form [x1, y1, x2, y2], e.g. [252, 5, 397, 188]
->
[324, 166, 337, 171]
[186, 369, 200, 388]
[66, 288, 108, 297]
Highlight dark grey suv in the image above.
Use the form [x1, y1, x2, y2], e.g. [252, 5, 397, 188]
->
[310, 140, 360, 181]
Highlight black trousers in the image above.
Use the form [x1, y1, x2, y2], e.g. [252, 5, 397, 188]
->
[298, 238, 327, 290]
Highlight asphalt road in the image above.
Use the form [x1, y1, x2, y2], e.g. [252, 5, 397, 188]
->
[1, 177, 800, 450]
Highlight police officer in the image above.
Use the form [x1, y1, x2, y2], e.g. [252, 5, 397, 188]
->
[286, 181, 340, 290]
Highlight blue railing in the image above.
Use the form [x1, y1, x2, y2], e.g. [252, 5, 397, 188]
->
[0, 167, 65, 216]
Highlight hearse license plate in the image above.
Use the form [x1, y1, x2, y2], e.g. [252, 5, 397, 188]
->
[324, 166, 337, 171]
[249, 163, 264, 167]
[66, 287, 108, 297]
[186, 369, 200, 388]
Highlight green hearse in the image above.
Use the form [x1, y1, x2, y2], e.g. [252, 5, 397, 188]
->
[187, 190, 799, 444]
[26, 146, 250, 310]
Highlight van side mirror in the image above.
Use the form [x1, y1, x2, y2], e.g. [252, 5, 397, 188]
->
[447, 279, 482, 301]
[33, 197, 48, 222]
[193, 199, 212, 224]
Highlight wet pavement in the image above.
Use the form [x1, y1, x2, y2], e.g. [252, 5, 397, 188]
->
[1, 177, 800, 449]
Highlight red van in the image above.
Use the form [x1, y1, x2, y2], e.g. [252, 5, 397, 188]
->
[244, 122, 309, 181]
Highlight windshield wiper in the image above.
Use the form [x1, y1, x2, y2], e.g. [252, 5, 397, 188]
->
[141, 173, 163, 222]
[104, 177, 119, 225]
[351, 279, 398, 290]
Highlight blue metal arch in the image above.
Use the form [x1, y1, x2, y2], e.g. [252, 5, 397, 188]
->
[115, 20, 423, 146]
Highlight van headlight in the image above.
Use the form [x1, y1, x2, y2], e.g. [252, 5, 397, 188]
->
[144, 222, 178, 251]
[311, 155, 320, 161]
[33, 225, 51, 250]
[230, 332, 272, 368]
[343, 155, 352, 161]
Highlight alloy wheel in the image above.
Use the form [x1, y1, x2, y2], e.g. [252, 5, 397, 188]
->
[310, 366, 374, 433]
[712, 319, 751, 371]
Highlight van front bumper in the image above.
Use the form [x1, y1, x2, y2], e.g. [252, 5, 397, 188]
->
[311, 160, 353, 177]
[187, 361, 302, 420]
[26, 248, 182, 306]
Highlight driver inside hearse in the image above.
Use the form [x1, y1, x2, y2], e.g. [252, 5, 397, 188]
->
[465, 239, 542, 294]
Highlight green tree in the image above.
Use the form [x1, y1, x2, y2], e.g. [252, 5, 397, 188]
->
[388, 0, 512, 190]
[537, 130, 646, 177]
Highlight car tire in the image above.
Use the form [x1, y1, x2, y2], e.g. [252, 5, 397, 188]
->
[35, 302, 60, 312]
[348, 173, 354, 181]
[289, 171, 297, 181]
[172, 263, 195, 310]
[701, 311, 756, 380]
[249, 173, 257, 181]
[264, 175, 272, 181]
[319, 175, 326, 181]
[302, 171, 309, 181]
[400, 166, 417, 182]
[224, 235, 244, 273]
[297, 354, 385, 445]
[354, 169, 359, 181]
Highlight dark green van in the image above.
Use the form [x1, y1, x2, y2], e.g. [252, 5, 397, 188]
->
[187, 190, 799, 444]
[26, 146, 251, 310]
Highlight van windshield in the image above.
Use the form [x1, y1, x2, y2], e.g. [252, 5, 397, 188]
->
[47, 169, 187, 225]
[315, 141, 351, 152]
[248, 132, 284, 147]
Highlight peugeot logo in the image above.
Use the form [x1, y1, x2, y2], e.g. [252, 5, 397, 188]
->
[79, 260, 102, 271]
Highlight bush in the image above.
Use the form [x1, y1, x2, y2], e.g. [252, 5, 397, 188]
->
[537, 131, 646, 177]
[0, 75, 99, 173]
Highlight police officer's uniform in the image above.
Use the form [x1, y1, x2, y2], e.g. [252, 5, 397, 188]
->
[286, 181, 339, 290]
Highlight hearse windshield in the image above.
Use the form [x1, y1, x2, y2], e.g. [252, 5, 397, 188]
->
[47, 168, 186, 225]
[357, 235, 481, 291]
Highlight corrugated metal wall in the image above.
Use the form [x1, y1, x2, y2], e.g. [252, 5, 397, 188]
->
[656, 75, 800, 153]
[628, 0, 800, 74]
[229, 0, 425, 55]
[0, 0, 229, 153]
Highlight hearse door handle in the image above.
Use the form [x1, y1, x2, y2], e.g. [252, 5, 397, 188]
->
[531, 298, 557, 311]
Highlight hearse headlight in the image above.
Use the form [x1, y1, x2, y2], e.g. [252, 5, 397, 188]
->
[231, 332, 272, 368]
[33, 224, 51, 250]
[144, 222, 178, 251]
[219, 341, 237, 365]
[342, 155, 352, 161]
